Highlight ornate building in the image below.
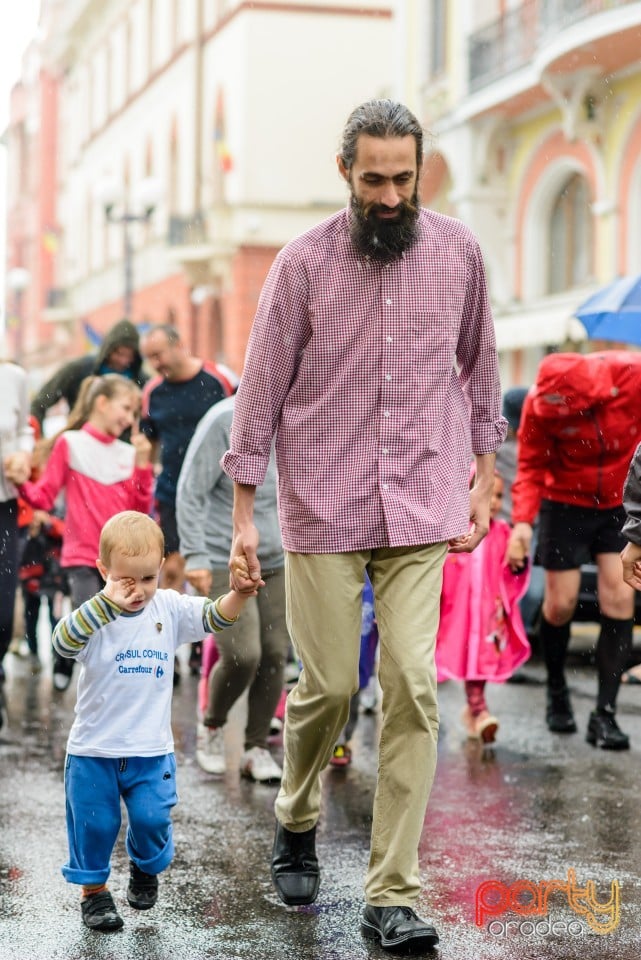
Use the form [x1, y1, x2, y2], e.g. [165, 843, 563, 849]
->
[404, 0, 641, 385]
[5, 0, 393, 381]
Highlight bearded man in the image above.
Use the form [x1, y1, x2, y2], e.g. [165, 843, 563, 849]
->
[223, 99, 505, 955]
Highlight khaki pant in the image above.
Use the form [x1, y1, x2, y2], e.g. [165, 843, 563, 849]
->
[275, 543, 447, 905]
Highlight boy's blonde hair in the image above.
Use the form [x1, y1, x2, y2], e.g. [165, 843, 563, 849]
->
[99, 511, 165, 566]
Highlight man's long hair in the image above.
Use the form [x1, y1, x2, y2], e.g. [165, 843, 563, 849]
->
[338, 99, 424, 172]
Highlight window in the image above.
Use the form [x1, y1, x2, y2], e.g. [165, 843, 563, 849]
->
[548, 173, 592, 294]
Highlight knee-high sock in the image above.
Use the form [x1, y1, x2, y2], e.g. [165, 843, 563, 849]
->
[596, 615, 633, 712]
[539, 616, 571, 690]
[465, 679, 487, 716]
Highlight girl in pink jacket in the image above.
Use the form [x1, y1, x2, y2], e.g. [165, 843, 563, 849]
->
[436, 472, 531, 743]
[6, 374, 153, 690]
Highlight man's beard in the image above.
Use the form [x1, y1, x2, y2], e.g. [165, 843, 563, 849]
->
[349, 188, 420, 261]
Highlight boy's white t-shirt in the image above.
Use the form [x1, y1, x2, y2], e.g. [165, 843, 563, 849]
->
[67, 590, 207, 758]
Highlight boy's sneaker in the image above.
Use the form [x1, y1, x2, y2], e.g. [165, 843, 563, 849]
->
[240, 747, 282, 783]
[127, 860, 159, 910]
[196, 722, 226, 774]
[81, 890, 124, 931]
[330, 744, 352, 768]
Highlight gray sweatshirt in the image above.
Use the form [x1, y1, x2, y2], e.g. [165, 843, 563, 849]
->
[176, 395, 283, 570]
[622, 442, 641, 545]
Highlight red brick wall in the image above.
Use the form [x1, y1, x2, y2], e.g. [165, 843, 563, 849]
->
[76, 272, 192, 352]
[223, 244, 279, 374]
[79, 247, 279, 375]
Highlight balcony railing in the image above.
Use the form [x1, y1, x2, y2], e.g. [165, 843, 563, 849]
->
[469, 0, 635, 91]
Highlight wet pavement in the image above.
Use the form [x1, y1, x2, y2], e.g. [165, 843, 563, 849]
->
[1, 631, 641, 959]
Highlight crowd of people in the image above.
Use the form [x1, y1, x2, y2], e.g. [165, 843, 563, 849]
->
[2, 97, 641, 954]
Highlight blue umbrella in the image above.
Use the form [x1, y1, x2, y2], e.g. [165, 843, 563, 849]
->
[574, 275, 641, 345]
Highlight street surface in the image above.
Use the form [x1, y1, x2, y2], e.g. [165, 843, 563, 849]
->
[1, 626, 641, 959]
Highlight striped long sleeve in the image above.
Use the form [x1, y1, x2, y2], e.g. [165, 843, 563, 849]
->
[53, 592, 122, 658]
[202, 596, 240, 634]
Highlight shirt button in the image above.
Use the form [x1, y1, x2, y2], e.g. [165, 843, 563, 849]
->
[383, 410, 390, 418]
[385, 298, 392, 305]
[382, 448, 389, 455]
[382, 483, 389, 491]
[385, 374, 392, 381]
[386, 336, 392, 344]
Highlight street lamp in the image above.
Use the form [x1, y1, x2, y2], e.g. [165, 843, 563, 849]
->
[97, 176, 162, 319]
[6, 267, 31, 364]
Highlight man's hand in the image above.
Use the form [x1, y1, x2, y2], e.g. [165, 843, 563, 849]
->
[448, 483, 491, 554]
[229, 523, 262, 595]
[185, 568, 213, 597]
[506, 522, 532, 572]
[621, 542, 641, 590]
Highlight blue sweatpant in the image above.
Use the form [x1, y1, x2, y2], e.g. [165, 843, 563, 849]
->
[62, 754, 178, 886]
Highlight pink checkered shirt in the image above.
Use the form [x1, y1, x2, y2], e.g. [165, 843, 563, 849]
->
[223, 208, 506, 553]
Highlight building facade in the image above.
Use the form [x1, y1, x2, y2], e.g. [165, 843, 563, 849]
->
[403, 0, 641, 386]
[5, 0, 394, 381]
[9, 0, 639, 392]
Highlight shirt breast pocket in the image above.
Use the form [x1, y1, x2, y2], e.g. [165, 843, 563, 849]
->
[411, 310, 459, 370]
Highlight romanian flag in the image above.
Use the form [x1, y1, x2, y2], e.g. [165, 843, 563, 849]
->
[214, 87, 233, 173]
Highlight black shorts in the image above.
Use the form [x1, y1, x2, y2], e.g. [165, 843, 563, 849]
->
[536, 499, 627, 570]
[156, 500, 180, 555]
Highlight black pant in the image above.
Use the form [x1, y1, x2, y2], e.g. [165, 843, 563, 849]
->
[23, 590, 59, 656]
[0, 500, 19, 680]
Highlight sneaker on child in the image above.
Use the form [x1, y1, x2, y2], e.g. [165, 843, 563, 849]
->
[127, 860, 159, 910]
[81, 890, 124, 932]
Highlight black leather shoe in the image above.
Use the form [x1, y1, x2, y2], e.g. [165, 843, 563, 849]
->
[546, 686, 577, 733]
[361, 905, 439, 954]
[127, 861, 159, 910]
[271, 821, 319, 905]
[81, 890, 124, 931]
[586, 710, 630, 750]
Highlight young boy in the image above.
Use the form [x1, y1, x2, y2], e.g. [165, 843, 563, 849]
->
[52, 510, 258, 933]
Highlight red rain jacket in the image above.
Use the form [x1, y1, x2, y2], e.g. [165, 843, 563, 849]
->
[511, 351, 641, 524]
